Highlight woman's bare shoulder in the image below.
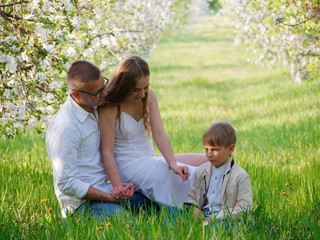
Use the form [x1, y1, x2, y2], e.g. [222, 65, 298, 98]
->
[98, 104, 118, 118]
[148, 88, 157, 103]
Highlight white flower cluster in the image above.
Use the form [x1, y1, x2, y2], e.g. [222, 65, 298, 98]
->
[224, 0, 319, 84]
[0, 0, 207, 138]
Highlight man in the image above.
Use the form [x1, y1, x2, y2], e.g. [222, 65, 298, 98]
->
[46, 60, 150, 219]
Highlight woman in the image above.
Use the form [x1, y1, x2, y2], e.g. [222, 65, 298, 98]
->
[99, 55, 206, 207]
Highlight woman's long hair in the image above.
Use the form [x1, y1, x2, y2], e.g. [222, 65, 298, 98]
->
[105, 55, 150, 134]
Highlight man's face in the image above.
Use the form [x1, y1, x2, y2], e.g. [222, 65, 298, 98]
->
[73, 74, 107, 111]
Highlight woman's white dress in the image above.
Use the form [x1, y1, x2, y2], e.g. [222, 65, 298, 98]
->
[113, 112, 196, 207]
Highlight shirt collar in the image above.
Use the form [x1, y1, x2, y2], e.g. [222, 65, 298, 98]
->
[212, 161, 227, 174]
[68, 94, 95, 123]
[224, 156, 234, 175]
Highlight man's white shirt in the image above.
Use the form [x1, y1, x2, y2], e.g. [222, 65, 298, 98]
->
[46, 95, 111, 217]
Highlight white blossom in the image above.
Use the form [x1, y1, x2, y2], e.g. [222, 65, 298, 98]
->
[110, 36, 119, 48]
[46, 93, 55, 102]
[5, 101, 17, 112]
[225, 0, 318, 83]
[31, 0, 40, 10]
[43, 44, 55, 54]
[13, 122, 24, 130]
[71, 16, 80, 28]
[27, 116, 38, 129]
[101, 36, 110, 46]
[79, 2, 87, 8]
[0, 52, 6, 63]
[92, 38, 101, 50]
[4, 89, 11, 98]
[24, 14, 34, 20]
[18, 105, 26, 118]
[93, 8, 103, 20]
[3, 36, 18, 44]
[74, 39, 84, 48]
[1, 0, 200, 138]
[41, 59, 51, 69]
[43, 1, 53, 12]
[67, 47, 76, 57]
[36, 72, 47, 83]
[6, 55, 17, 73]
[83, 48, 94, 58]
[91, 28, 99, 36]
[21, 51, 30, 62]
[10, 45, 20, 52]
[113, 27, 121, 37]
[88, 20, 95, 30]
[100, 61, 108, 70]
[60, 0, 69, 6]
[49, 80, 62, 90]
[34, 25, 51, 42]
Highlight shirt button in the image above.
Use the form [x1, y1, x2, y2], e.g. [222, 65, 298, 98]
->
[215, 177, 217, 179]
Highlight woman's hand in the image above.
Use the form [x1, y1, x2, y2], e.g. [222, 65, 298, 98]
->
[111, 183, 134, 200]
[169, 161, 190, 182]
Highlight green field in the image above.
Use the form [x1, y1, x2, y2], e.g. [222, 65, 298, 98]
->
[1, 15, 320, 239]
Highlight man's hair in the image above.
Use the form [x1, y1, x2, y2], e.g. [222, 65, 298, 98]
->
[203, 121, 236, 147]
[67, 60, 101, 87]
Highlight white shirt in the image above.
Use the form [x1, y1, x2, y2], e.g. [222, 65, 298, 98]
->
[203, 163, 227, 214]
[46, 95, 112, 217]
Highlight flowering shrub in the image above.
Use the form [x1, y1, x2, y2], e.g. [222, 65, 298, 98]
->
[0, 0, 207, 138]
[224, 0, 319, 84]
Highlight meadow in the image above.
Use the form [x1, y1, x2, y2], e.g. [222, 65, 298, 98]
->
[1, 15, 319, 239]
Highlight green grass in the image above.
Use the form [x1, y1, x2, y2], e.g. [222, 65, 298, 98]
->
[1, 15, 320, 239]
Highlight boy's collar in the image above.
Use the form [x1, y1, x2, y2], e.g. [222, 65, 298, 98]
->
[224, 156, 235, 175]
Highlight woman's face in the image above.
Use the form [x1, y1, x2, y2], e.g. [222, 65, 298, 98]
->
[126, 75, 150, 102]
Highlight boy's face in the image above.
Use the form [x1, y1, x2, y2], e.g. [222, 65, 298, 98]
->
[204, 143, 235, 168]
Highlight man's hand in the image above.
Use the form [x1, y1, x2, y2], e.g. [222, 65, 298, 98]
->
[111, 183, 134, 200]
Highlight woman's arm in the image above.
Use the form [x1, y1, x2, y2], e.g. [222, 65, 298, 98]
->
[98, 105, 130, 198]
[175, 153, 207, 167]
[148, 89, 190, 181]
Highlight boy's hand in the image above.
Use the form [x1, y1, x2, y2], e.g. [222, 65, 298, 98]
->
[204, 216, 212, 225]
[192, 207, 205, 223]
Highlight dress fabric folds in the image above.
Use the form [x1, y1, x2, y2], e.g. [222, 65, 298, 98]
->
[113, 112, 196, 207]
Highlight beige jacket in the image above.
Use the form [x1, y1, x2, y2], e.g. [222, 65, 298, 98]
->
[185, 157, 252, 220]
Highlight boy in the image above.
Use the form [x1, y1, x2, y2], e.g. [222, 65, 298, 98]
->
[185, 121, 252, 223]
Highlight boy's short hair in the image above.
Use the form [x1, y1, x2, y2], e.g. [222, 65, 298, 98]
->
[203, 121, 236, 147]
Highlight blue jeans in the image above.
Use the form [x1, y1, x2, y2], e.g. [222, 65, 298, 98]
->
[158, 205, 188, 224]
[76, 192, 152, 221]
[210, 220, 229, 231]
[161, 205, 184, 219]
